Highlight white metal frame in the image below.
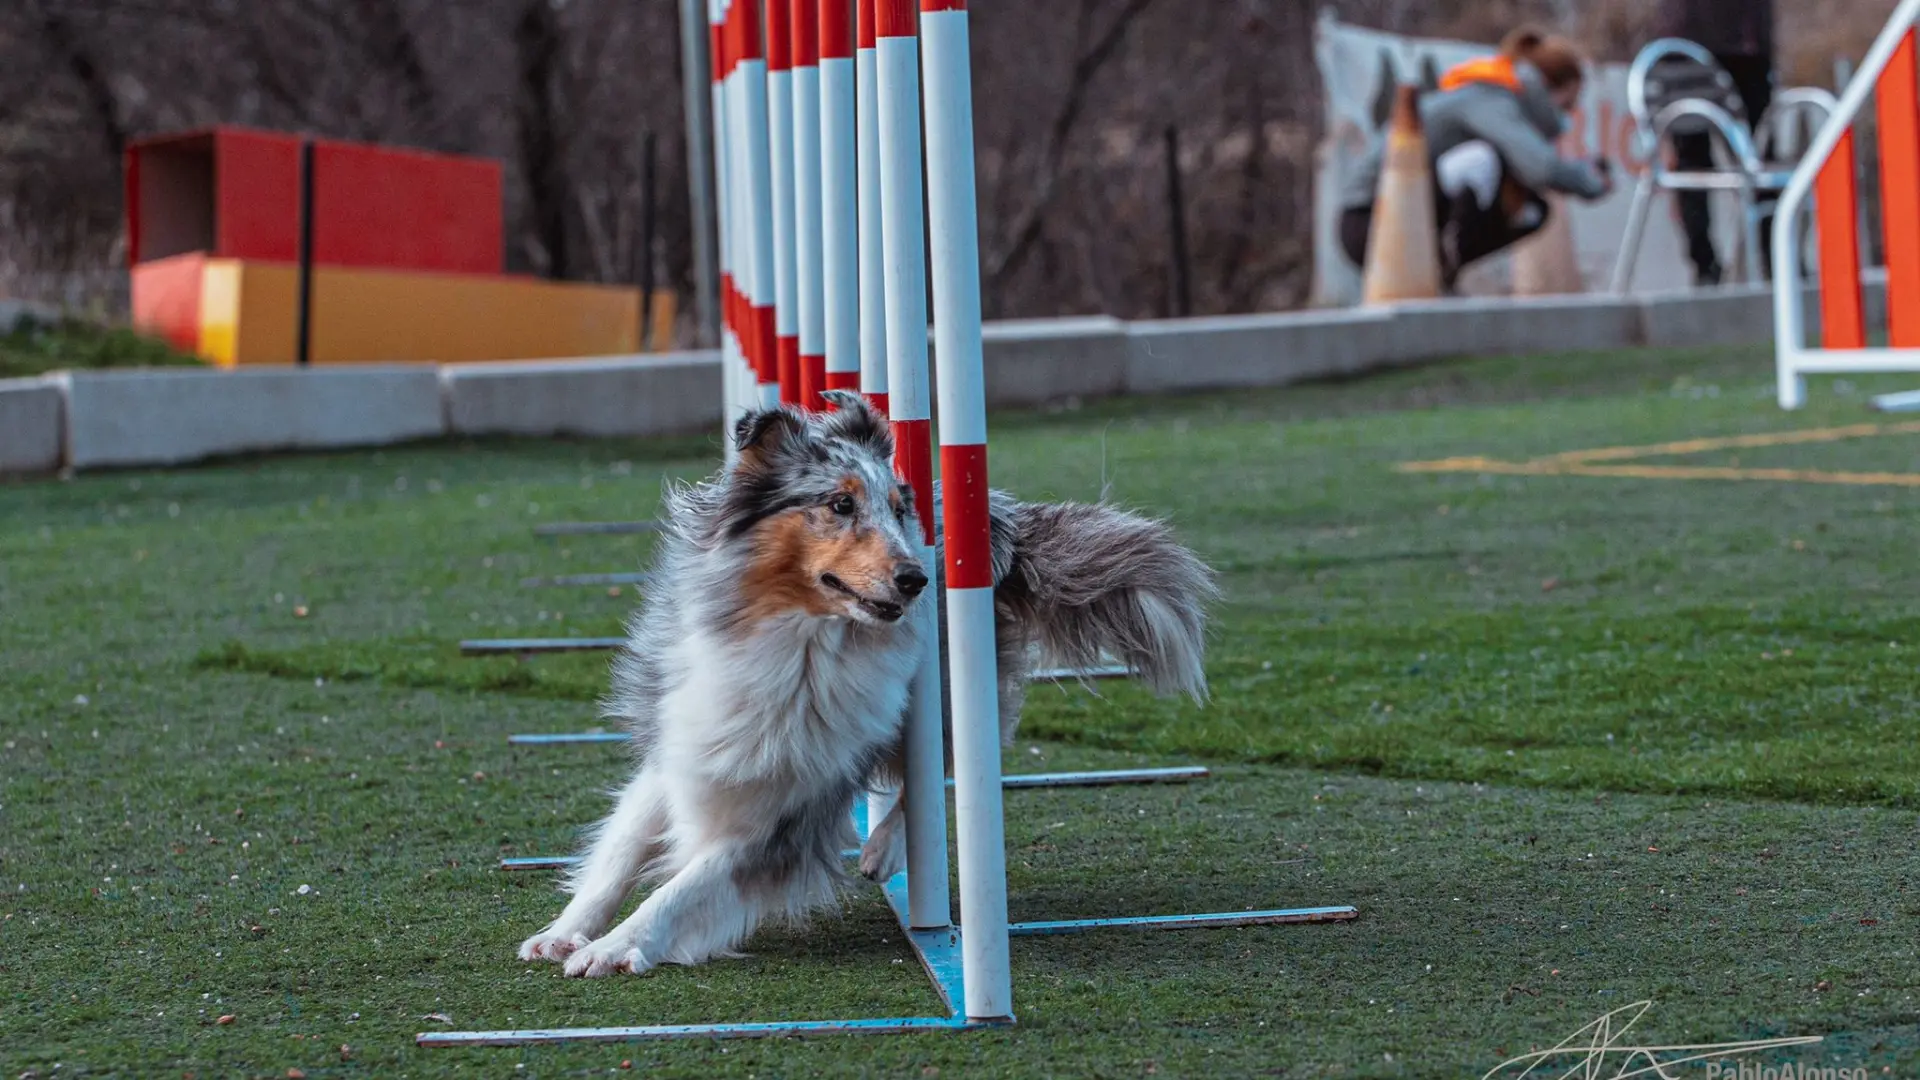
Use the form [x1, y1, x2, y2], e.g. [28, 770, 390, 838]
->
[1613, 39, 1801, 292]
[1775, 0, 1920, 409]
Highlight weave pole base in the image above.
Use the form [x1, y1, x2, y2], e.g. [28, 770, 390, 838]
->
[461, 638, 626, 656]
[428, 800, 1354, 1047]
[519, 572, 653, 589]
[1870, 389, 1920, 412]
[533, 521, 664, 538]
[465, 635, 1130, 686]
[416, 873, 988, 1046]
[497, 767, 1211, 871]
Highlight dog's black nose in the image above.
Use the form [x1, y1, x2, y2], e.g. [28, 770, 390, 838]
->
[894, 567, 928, 596]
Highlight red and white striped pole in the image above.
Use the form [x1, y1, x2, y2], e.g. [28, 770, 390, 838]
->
[732, 0, 780, 407]
[710, 1, 745, 456]
[791, 0, 827, 410]
[920, 0, 1010, 1023]
[854, 0, 889, 416]
[871, 0, 951, 933]
[853, 0, 894, 829]
[767, 0, 801, 406]
[819, 0, 860, 404]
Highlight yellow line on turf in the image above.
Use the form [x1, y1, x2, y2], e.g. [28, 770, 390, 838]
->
[1538, 421, 1920, 465]
[1396, 421, 1920, 487]
[1559, 463, 1920, 486]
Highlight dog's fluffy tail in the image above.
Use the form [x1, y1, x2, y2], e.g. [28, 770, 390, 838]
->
[991, 498, 1216, 702]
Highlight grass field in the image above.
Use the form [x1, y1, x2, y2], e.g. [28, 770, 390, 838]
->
[4, 344, 1918, 1078]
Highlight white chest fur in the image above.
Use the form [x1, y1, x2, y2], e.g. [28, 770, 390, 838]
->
[655, 613, 919, 792]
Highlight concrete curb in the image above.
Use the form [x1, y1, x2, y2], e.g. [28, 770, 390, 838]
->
[0, 285, 1868, 476]
[0, 377, 65, 476]
[1391, 295, 1643, 360]
[60, 366, 446, 470]
[442, 351, 723, 439]
[1126, 308, 1400, 394]
[982, 316, 1130, 407]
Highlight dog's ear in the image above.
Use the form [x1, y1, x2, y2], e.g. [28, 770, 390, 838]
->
[733, 407, 809, 468]
[815, 391, 893, 460]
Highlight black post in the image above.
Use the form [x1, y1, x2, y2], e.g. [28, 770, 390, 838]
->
[1163, 124, 1192, 319]
[637, 130, 659, 352]
[294, 139, 316, 366]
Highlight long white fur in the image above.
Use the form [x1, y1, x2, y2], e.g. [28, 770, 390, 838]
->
[520, 398, 925, 975]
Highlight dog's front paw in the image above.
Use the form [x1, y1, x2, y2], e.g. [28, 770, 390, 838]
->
[858, 825, 906, 882]
[562, 934, 652, 978]
[518, 929, 591, 963]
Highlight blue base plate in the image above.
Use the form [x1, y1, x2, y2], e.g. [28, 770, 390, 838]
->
[424, 778, 1353, 1046]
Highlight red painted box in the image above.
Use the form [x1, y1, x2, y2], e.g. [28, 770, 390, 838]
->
[125, 125, 503, 275]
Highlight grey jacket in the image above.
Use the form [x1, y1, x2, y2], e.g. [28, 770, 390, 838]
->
[1340, 61, 1609, 210]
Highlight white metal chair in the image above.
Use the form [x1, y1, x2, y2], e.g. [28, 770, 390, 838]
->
[1611, 39, 1835, 293]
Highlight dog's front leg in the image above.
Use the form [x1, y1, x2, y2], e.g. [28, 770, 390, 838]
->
[858, 739, 908, 881]
[562, 842, 760, 977]
[519, 771, 666, 963]
[858, 792, 907, 881]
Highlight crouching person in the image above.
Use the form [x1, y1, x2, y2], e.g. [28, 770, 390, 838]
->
[1340, 26, 1613, 290]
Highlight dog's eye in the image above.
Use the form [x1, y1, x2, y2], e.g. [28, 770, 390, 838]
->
[828, 493, 857, 516]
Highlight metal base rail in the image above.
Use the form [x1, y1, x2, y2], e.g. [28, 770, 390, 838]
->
[518, 572, 652, 589]
[497, 766, 1213, 871]
[421, 800, 1354, 1046]
[534, 521, 664, 538]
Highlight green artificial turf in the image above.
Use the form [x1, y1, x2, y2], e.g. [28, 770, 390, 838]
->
[3, 344, 1917, 1077]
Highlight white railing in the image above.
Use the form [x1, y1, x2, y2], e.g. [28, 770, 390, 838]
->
[1773, 0, 1920, 408]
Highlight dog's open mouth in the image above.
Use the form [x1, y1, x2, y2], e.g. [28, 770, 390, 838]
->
[820, 573, 904, 622]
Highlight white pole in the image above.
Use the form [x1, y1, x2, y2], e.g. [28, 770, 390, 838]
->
[737, 1, 780, 408]
[710, 1, 742, 461]
[792, 0, 827, 410]
[821, 0, 861, 401]
[729, 1, 757, 431]
[873, 0, 951, 933]
[681, 0, 720, 349]
[921, 0, 1012, 1023]
[856, 0, 894, 832]
[855, 1, 890, 416]
[768, 0, 800, 406]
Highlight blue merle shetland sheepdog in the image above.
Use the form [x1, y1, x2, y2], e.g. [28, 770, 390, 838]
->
[517, 391, 1215, 977]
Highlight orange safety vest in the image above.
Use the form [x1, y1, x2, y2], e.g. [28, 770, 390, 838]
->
[1437, 55, 1523, 94]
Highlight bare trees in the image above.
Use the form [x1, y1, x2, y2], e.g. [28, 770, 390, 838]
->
[0, 0, 1894, 329]
[0, 0, 688, 307]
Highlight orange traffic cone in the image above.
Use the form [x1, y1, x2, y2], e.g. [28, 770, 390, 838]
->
[1512, 193, 1584, 295]
[1361, 86, 1443, 304]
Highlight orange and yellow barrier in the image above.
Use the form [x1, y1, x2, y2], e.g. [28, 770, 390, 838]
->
[134, 254, 675, 366]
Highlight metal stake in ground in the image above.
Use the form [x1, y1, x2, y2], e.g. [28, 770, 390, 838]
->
[294, 139, 317, 368]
